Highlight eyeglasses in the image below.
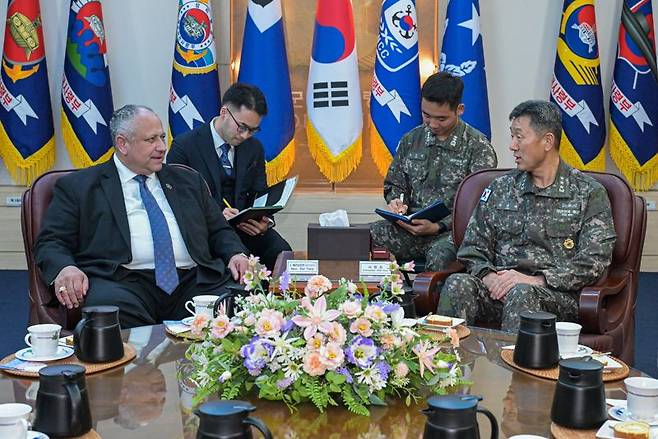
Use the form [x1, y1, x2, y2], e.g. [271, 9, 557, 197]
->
[225, 107, 260, 135]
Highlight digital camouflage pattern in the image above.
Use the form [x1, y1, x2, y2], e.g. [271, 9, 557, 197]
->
[371, 121, 497, 270]
[439, 160, 616, 332]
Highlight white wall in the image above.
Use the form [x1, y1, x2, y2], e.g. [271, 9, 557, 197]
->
[0, 0, 654, 183]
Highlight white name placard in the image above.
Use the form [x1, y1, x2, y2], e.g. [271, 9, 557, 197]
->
[286, 260, 319, 281]
[359, 261, 391, 282]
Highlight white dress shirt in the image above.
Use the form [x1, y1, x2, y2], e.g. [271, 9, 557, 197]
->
[114, 155, 196, 270]
[210, 117, 235, 166]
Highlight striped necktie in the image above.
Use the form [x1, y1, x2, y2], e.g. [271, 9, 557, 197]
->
[219, 143, 233, 177]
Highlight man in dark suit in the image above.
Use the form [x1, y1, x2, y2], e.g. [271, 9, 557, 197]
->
[35, 105, 250, 328]
[168, 83, 291, 271]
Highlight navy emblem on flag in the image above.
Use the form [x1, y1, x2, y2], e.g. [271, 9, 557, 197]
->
[378, 0, 419, 72]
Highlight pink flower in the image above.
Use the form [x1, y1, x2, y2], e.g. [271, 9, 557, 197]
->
[319, 342, 345, 370]
[394, 362, 409, 378]
[190, 314, 210, 336]
[291, 295, 340, 340]
[306, 333, 324, 351]
[379, 331, 398, 351]
[302, 351, 327, 376]
[412, 341, 441, 378]
[349, 317, 373, 337]
[210, 315, 233, 339]
[402, 261, 415, 272]
[304, 275, 332, 298]
[447, 327, 460, 348]
[326, 322, 347, 345]
[255, 309, 284, 337]
[364, 305, 387, 322]
[340, 300, 362, 319]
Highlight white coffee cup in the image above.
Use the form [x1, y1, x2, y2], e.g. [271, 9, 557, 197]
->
[0, 403, 31, 439]
[24, 323, 61, 358]
[184, 295, 220, 318]
[624, 377, 658, 421]
[555, 322, 581, 356]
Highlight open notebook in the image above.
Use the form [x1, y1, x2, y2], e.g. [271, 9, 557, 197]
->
[228, 176, 298, 225]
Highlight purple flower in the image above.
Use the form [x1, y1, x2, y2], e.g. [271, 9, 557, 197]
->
[281, 319, 294, 333]
[376, 361, 391, 381]
[378, 302, 401, 314]
[240, 337, 273, 375]
[279, 271, 291, 292]
[337, 367, 353, 384]
[344, 336, 379, 369]
[276, 377, 293, 389]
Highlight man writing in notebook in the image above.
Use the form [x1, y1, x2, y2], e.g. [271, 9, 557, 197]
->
[370, 72, 497, 270]
[168, 83, 291, 271]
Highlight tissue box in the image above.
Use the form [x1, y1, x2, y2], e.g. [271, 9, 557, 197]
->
[307, 223, 371, 261]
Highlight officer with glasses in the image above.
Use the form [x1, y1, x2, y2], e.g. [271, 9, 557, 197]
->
[168, 83, 291, 271]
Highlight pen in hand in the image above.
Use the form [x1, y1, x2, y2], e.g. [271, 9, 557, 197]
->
[223, 198, 233, 209]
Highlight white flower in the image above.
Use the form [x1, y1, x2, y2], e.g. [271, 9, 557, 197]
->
[219, 371, 232, 383]
[390, 308, 416, 330]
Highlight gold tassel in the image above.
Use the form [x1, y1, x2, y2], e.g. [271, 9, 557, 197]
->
[61, 110, 113, 168]
[0, 122, 55, 186]
[306, 119, 362, 183]
[609, 123, 658, 191]
[559, 131, 605, 171]
[369, 121, 393, 177]
[265, 139, 295, 186]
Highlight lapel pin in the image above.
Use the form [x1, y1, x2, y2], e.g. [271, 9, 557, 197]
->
[165, 183, 173, 190]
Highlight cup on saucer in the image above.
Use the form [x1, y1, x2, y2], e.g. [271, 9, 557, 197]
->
[0, 402, 31, 439]
[24, 324, 61, 358]
[184, 295, 220, 319]
[624, 377, 658, 422]
[555, 322, 581, 357]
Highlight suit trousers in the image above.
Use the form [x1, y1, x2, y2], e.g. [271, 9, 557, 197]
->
[238, 228, 291, 271]
[84, 267, 241, 328]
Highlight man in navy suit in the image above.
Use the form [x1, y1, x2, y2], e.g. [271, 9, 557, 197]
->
[168, 83, 291, 271]
[35, 105, 250, 328]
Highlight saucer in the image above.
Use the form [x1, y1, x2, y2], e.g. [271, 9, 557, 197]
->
[15, 345, 74, 362]
[27, 431, 50, 439]
[560, 345, 593, 358]
[608, 406, 658, 426]
[181, 316, 195, 326]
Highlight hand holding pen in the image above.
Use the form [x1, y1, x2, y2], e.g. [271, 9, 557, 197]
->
[387, 193, 408, 215]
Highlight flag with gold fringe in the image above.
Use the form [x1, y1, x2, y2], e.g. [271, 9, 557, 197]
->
[306, 0, 362, 183]
[370, 0, 421, 177]
[550, 0, 606, 171]
[238, 0, 294, 186]
[61, 0, 114, 168]
[169, 0, 221, 142]
[609, 0, 658, 191]
[0, 0, 54, 185]
[440, 0, 491, 139]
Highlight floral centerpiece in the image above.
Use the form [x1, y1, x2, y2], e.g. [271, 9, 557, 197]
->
[185, 257, 467, 416]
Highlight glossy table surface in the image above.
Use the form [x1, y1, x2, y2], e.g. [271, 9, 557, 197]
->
[0, 325, 640, 438]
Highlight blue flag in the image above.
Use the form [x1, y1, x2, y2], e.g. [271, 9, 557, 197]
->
[369, 0, 422, 177]
[169, 0, 221, 141]
[0, 0, 54, 184]
[61, 0, 114, 168]
[238, 0, 295, 186]
[609, 0, 658, 191]
[550, 0, 606, 171]
[439, 0, 491, 139]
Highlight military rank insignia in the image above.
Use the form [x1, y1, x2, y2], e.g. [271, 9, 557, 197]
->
[480, 187, 492, 203]
[563, 238, 575, 249]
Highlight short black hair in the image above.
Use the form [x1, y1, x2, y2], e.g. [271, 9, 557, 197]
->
[421, 72, 464, 110]
[509, 100, 562, 149]
[221, 82, 267, 116]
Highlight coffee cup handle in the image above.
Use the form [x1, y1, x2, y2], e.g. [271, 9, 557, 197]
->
[184, 300, 195, 316]
[24, 333, 32, 347]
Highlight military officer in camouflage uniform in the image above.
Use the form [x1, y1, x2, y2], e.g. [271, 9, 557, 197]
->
[370, 72, 497, 271]
[439, 100, 616, 332]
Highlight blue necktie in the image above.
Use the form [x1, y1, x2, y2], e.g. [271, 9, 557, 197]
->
[219, 143, 233, 177]
[135, 175, 179, 295]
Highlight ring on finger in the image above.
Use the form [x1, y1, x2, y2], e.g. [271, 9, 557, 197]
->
[58, 286, 67, 293]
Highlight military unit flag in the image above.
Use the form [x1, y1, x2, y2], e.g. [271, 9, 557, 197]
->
[369, 0, 421, 177]
[169, 0, 221, 141]
[440, 0, 491, 139]
[609, 0, 658, 191]
[61, 0, 114, 168]
[550, 0, 606, 171]
[238, 0, 295, 186]
[306, 0, 363, 183]
[0, 0, 54, 185]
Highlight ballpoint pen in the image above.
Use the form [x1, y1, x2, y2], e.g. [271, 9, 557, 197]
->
[222, 198, 233, 209]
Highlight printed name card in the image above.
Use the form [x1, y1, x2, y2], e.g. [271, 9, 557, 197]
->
[359, 261, 391, 282]
[286, 260, 319, 281]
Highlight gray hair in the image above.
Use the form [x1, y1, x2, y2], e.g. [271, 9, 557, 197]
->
[109, 104, 156, 143]
[509, 100, 563, 149]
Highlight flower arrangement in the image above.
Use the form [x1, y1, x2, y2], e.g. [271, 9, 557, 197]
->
[185, 257, 467, 416]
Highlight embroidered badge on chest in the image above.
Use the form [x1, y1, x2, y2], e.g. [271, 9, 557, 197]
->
[480, 187, 492, 203]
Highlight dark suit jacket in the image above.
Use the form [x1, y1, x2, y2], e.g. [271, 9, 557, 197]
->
[167, 124, 267, 210]
[34, 159, 248, 287]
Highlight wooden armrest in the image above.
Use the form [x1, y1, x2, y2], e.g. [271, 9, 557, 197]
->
[413, 261, 465, 316]
[578, 274, 628, 334]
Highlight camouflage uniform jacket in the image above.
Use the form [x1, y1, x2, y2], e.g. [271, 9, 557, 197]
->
[458, 160, 616, 293]
[383, 120, 497, 230]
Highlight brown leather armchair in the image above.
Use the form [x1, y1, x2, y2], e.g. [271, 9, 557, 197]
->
[21, 163, 205, 331]
[413, 169, 647, 365]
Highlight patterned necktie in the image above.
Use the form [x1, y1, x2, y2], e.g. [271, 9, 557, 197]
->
[219, 143, 233, 177]
[135, 175, 179, 295]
